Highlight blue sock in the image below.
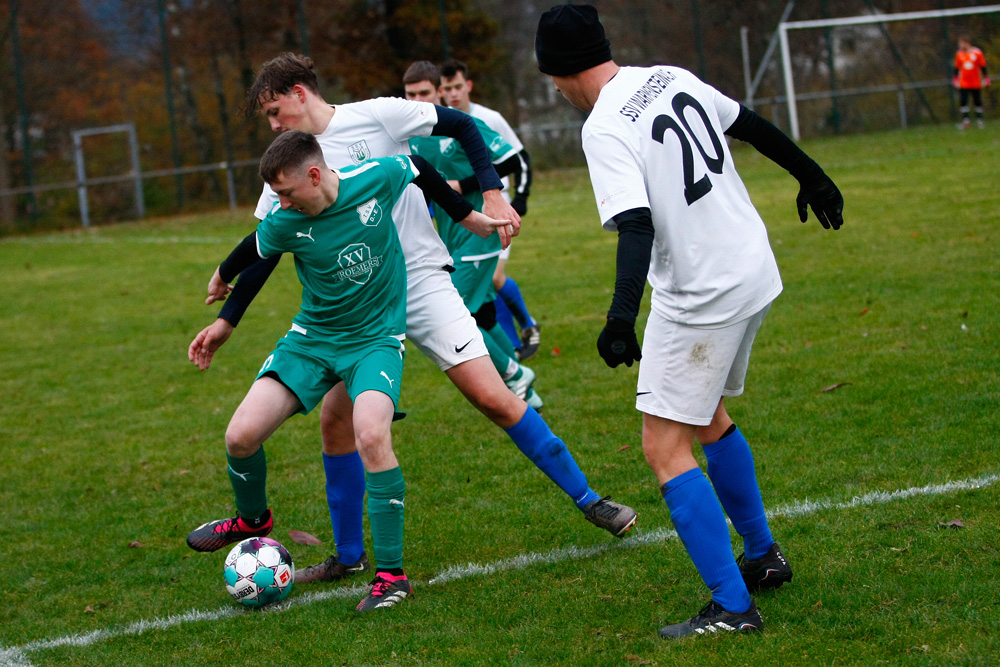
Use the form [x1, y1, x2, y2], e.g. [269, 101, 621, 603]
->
[494, 296, 522, 350]
[498, 278, 535, 329]
[322, 451, 366, 565]
[662, 468, 751, 614]
[504, 407, 600, 509]
[703, 426, 774, 561]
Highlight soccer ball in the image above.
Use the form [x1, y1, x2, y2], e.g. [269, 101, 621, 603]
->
[223, 537, 294, 608]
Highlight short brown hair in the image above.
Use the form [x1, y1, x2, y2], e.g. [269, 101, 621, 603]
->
[440, 59, 469, 80]
[245, 53, 321, 117]
[258, 130, 324, 184]
[403, 60, 441, 87]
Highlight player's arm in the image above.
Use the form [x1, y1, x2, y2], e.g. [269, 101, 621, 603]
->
[432, 106, 521, 231]
[456, 151, 523, 194]
[725, 105, 843, 230]
[189, 233, 276, 370]
[207, 232, 268, 304]
[409, 155, 513, 248]
[597, 207, 653, 369]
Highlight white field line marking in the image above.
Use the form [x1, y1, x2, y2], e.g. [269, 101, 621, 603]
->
[1, 472, 996, 666]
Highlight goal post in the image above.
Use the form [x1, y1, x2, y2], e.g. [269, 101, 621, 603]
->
[779, 4, 1000, 140]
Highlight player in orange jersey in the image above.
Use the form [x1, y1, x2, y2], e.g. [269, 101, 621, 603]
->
[953, 35, 990, 129]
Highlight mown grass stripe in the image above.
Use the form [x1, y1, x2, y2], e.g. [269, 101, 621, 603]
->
[3, 471, 994, 665]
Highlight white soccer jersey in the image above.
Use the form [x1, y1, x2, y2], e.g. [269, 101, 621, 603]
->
[469, 102, 525, 203]
[255, 97, 452, 272]
[583, 66, 782, 327]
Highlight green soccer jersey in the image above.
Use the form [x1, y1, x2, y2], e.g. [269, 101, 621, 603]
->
[255, 156, 415, 342]
[409, 116, 517, 263]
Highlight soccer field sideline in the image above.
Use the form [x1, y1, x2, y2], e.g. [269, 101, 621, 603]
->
[3, 471, 995, 666]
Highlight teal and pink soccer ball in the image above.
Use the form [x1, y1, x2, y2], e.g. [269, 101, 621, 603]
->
[223, 537, 294, 607]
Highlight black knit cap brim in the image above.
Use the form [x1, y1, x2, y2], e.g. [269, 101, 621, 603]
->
[535, 4, 612, 76]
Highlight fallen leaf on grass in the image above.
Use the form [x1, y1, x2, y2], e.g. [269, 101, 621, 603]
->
[84, 606, 95, 613]
[551, 347, 561, 356]
[618, 445, 630, 451]
[859, 307, 869, 316]
[937, 520, 965, 529]
[288, 530, 323, 545]
[625, 656, 652, 665]
[129, 541, 143, 548]
[821, 382, 852, 392]
[811, 600, 823, 611]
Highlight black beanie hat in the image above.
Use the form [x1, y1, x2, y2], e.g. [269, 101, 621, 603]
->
[535, 4, 612, 76]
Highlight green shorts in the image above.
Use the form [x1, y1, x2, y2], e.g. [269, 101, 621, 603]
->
[450, 255, 499, 314]
[255, 328, 405, 414]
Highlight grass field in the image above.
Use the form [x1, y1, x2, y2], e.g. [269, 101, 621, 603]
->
[2, 122, 999, 666]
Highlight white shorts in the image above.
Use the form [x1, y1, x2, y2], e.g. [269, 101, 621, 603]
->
[636, 303, 772, 425]
[405, 267, 488, 371]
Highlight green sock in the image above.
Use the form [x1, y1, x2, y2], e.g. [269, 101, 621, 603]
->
[480, 325, 519, 379]
[366, 466, 405, 569]
[227, 446, 268, 520]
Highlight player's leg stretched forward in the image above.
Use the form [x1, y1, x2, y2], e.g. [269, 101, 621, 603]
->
[445, 354, 636, 536]
[470, 300, 542, 410]
[185, 376, 299, 552]
[301, 354, 637, 578]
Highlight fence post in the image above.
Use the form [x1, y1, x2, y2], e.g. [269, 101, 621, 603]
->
[898, 88, 908, 128]
[127, 123, 146, 219]
[72, 133, 90, 229]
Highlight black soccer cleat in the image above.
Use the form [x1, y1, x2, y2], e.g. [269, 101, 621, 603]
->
[355, 573, 412, 612]
[658, 600, 764, 639]
[517, 324, 542, 361]
[582, 496, 637, 537]
[737, 542, 793, 593]
[186, 509, 273, 553]
[296, 552, 370, 583]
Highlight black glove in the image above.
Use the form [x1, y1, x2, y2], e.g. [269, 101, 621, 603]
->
[796, 173, 844, 230]
[511, 194, 528, 216]
[597, 317, 641, 368]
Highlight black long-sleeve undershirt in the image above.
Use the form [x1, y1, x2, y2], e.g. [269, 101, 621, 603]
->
[725, 105, 824, 183]
[607, 207, 655, 326]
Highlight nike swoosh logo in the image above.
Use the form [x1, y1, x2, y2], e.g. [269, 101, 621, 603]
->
[454, 339, 474, 353]
[636, 391, 652, 397]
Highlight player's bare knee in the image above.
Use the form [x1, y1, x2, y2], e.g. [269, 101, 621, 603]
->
[471, 386, 519, 426]
[225, 423, 262, 458]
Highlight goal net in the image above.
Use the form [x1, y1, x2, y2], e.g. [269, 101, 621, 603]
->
[755, 5, 1000, 139]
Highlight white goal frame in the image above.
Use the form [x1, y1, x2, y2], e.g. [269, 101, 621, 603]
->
[779, 4, 1000, 139]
